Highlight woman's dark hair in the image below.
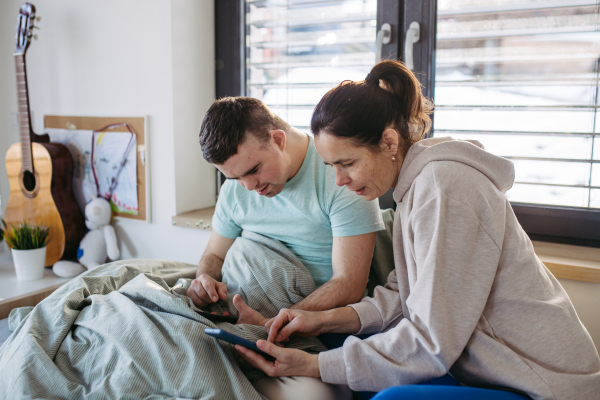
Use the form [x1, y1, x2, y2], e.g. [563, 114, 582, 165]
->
[310, 60, 433, 156]
[199, 97, 290, 164]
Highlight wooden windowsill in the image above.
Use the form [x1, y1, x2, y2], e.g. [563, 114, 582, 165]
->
[172, 207, 215, 230]
[532, 241, 600, 284]
[168, 209, 600, 283]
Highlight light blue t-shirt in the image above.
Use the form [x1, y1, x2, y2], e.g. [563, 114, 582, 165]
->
[212, 135, 384, 287]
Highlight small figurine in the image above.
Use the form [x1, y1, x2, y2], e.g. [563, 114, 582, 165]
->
[53, 197, 120, 278]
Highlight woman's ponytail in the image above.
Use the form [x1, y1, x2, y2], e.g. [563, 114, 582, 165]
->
[311, 60, 433, 156]
[371, 61, 433, 141]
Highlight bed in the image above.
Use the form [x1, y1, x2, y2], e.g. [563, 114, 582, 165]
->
[0, 231, 336, 399]
[0, 211, 395, 399]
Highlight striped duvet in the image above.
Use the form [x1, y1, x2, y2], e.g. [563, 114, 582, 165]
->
[0, 231, 326, 399]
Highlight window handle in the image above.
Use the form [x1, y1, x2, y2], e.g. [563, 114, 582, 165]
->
[404, 21, 420, 70]
[375, 23, 391, 63]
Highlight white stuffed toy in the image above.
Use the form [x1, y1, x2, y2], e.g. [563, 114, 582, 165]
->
[53, 198, 120, 278]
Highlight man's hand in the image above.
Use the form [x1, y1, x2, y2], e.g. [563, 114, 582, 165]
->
[190, 232, 235, 307]
[187, 274, 228, 307]
[235, 340, 320, 378]
[233, 294, 270, 326]
[265, 309, 326, 343]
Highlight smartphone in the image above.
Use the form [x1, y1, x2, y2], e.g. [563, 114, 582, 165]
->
[195, 310, 238, 324]
[204, 328, 276, 361]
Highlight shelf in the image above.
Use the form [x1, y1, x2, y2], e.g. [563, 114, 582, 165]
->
[171, 207, 215, 230]
[0, 250, 70, 319]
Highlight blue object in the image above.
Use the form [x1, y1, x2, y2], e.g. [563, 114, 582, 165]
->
[353, 376, 462, 400]
[204, 328, 275, 361]
[77, 247, 83, 259]
[372, 385, 530, 400]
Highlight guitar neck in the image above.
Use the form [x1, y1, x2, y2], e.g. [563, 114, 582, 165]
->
[14, 52, 51, 174]
[14, 54, 34, 173]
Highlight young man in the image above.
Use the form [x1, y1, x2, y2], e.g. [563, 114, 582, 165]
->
[188, 97, 384, 317]
[190, 97, 384, 399]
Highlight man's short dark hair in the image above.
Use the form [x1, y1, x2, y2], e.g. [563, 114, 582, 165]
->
[199, 97, 289, 164]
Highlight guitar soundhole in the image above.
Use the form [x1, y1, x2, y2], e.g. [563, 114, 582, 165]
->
[22, 170, 36, 192]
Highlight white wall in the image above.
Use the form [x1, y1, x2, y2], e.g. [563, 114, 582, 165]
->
[172, 0, 216, 214]
[0, 0, 214, 263]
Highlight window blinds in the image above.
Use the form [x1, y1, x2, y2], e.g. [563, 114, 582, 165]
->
[245, 0, 378, 131]
[434, 0, 600, 209]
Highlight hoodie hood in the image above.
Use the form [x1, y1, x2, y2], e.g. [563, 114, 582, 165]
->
[393, 137, 515, 203]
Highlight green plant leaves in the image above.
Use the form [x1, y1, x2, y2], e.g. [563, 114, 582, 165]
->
[2, 220, 51, 250]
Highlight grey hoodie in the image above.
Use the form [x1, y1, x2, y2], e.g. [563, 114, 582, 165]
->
[318, 137, 600, 399]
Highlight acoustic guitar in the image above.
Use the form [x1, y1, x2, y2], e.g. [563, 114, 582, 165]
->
[4, 3, 86, 266]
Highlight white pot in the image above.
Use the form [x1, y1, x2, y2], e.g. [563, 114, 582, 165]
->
[12, 247, 47, 281]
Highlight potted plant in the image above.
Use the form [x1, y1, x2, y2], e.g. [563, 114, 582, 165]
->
[2, 220, 51, 281]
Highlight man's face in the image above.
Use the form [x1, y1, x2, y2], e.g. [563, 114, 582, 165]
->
[216, 133, 290, 198]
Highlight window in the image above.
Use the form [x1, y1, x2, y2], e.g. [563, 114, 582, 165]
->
[244, 0, 377, 131]
[429, 0, 600, 245]
[215, 0, 600, 246]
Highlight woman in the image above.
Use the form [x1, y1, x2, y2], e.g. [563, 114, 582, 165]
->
[235, 60, 600, 400]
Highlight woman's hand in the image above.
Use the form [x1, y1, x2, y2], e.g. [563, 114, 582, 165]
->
[235, 340, 320, 378]
[265, 308, 326, 343]
[267, 307, 362, 343]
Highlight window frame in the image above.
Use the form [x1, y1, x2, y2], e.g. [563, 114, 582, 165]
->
[214, 0, 600, 246]
[214, 0, 245, 191]
[404, 0, 600, 246]
[215, 0, 244, 99]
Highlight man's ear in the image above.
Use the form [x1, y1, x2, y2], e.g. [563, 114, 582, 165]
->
[271, 129, 286, 151]
[381, 128, 400, 157]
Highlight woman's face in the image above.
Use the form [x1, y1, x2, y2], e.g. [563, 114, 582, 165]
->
[314, 131, 400, 201]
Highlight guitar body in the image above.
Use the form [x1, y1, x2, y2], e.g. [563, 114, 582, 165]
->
[5, 142, 86, 266]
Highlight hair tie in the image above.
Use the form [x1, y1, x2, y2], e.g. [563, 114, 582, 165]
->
[365, 73, 374, 83]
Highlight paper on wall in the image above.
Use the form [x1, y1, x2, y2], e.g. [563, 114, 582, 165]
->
[46, 128, 139, 215]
